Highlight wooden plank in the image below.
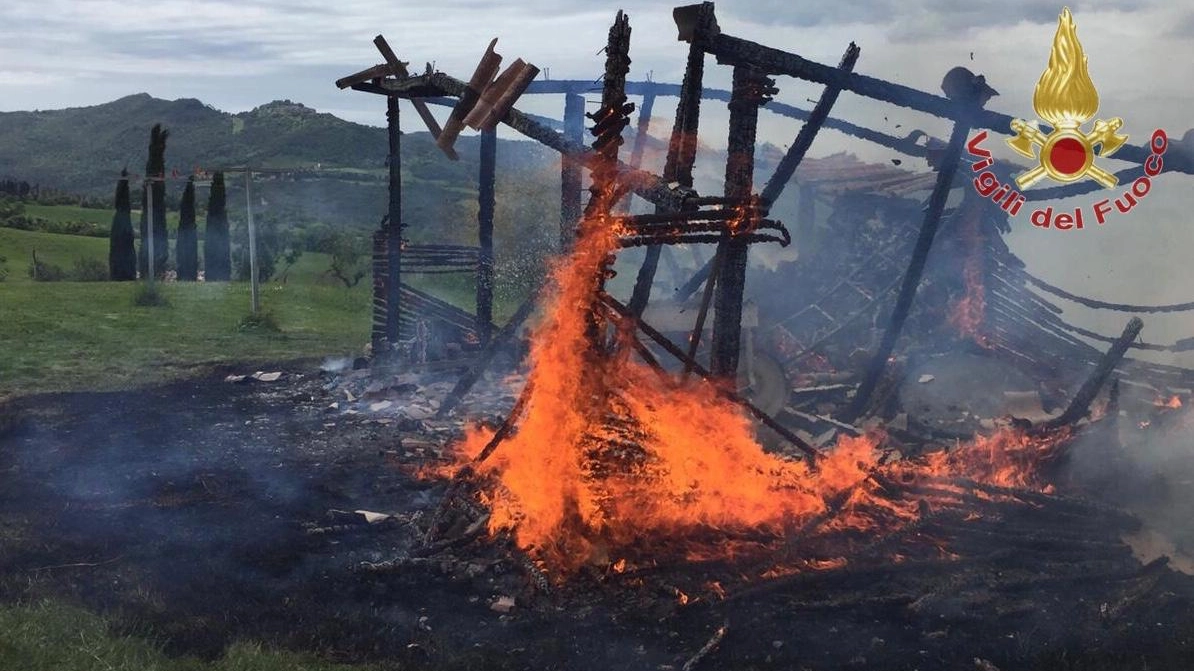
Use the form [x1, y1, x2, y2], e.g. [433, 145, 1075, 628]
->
[335, 63, 390, 89]
[374, 35, 458, 161]
[437, 38, 502, 155]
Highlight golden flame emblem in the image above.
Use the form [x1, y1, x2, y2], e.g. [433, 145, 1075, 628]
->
[1007, 7, 1129, 189]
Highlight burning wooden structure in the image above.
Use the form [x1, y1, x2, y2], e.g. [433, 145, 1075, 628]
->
[329, 8, 1194, 658]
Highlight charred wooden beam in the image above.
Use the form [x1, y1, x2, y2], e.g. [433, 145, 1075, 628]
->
[759, 42, 860, 210]
[846, 94, 985, 419]
[711, 65, 774, 379]
[583, 10, 634, 350]
[1043, 317, 1144, 429]
[379, 72, 698, 213]
[561, 93, 586, 250]
[470, 60, 540, 131]
[335, 63, 391, 89]
[476, 127, 496, 344]
[437, 39, 502, 157]
[385, 95, 404, 348]
[696, 20, 1002, 128]
[617, 231, 789, 248]
[673, 42, 857, 304]
[374, 35, 458, 161]
[627, 10, 709, 318]
[436, 294, 538, 419]
[683, 245, 721, 380]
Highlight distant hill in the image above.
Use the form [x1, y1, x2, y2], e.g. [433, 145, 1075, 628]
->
[0, 93, 559, 230]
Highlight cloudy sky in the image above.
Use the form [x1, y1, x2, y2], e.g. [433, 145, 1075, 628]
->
[3, 0, 1194, 349]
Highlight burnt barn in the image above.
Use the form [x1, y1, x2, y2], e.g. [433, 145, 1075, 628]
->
[5, 3, 1194, 670]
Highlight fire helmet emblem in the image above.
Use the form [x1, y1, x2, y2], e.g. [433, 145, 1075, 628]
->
[1006, 7, 1128, 189]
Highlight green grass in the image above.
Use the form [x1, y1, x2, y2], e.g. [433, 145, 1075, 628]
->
[0, 280, 370, 397]
[0, 228, 107, 282]
[24, 203, 182, 229]
[0, 227, 511, 397]
[0, 600, 394, 671]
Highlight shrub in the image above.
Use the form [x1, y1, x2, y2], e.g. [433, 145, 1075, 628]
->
[132, 283, 169, 307]
[70, 257, 109, 282]
[238, 310, 281, 332]
[28, 256, 66, 282]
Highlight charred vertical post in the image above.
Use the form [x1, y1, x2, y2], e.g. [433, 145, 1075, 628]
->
[560, 93, 586, 251]
[675, 41, 857, 303]
[710, 65, 773, 380]
[584, 10, 633, 221]
[476, 126, 497, 344]
[847, 104, 981, 419]
[627, 4, 711, 317]
[386, 95, 404, 349]
[583, 10, 635, 347]
[1043, 317, 1144, 429]
[371, 228, 389, 354]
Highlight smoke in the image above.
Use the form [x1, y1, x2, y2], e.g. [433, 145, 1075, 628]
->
[1065, 404, 1194, 567]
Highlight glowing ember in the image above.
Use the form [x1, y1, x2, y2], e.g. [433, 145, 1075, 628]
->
[1155, 395, 1183, 409]
[948, 197, 992, 348]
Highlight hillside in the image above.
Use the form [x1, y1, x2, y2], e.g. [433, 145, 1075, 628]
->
[0, 94, 560, 229]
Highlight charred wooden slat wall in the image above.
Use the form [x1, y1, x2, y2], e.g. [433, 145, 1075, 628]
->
[372, 228, 389, 354]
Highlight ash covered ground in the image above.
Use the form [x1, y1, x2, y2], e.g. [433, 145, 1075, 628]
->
[2, 359, 1194, 671]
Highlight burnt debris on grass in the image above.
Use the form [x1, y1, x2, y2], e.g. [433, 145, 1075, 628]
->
[1, 362, 1193, 671]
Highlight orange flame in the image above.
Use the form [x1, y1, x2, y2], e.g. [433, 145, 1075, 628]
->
[1155, 395, 1182, 409]
[428, 177, 1067, 578]
[948, 198, 991, 348]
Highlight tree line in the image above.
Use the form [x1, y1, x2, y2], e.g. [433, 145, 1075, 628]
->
[109, 123, 231, 282]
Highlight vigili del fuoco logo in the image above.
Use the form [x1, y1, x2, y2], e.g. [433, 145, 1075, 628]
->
[966, 7, 1168, 230]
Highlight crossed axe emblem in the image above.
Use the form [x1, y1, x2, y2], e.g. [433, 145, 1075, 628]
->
[1006, 116, 1129, 189]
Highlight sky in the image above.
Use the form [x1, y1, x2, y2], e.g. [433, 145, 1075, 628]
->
[2, 0, 1194, 352]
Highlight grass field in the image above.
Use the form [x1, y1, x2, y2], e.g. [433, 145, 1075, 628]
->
[25, 203, 186, 228]
[0, 601, 392, 671]
[0, 227, 499, 397]
[0, 278, 371, 397]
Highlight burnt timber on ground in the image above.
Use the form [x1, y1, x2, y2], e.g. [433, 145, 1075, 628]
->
[3, 367, 1194, 671]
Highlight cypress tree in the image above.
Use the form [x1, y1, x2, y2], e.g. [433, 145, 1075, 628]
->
[203, 171, 230, 281]
[176, 176, 198, 280]
[108, 169, 136, 280]
[138, 124, 170, 278]
[137, 182, 148, 278]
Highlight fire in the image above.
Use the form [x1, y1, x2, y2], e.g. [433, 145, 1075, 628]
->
[429, 169, 1068, 578]
[909, 426, 1071, 490]
[1155, 395, 1182, 409]
[948, 196, 992, 348]
[436, 182, 888, 573]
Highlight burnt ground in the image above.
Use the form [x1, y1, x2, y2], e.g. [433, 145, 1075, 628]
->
[3, 361, 1194, 671]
